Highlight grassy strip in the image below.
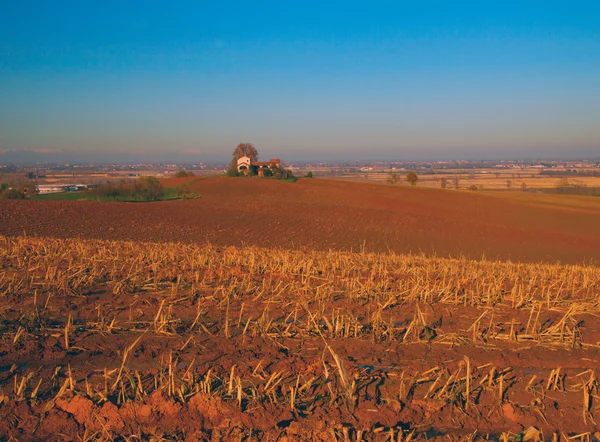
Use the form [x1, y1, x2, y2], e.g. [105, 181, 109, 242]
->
[29, 177, 205, 202]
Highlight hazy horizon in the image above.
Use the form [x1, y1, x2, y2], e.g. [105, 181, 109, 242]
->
[1, 148, 600, 166]
[1, 1, 599, 164]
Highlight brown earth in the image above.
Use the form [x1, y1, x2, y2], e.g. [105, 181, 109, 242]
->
[2, 178, 600, 440]
[1, 177, 600, 264]
[1, 237, 600, 440]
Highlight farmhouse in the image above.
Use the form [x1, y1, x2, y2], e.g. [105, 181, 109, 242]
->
[237, 156, 281, 176]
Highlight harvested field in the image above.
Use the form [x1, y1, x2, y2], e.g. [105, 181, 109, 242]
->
[342, 170, 600, 191]
[1, 236, 600, 440]
[2, 177, 600, 264]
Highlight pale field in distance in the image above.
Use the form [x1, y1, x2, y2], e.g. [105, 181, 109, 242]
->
[335, 167, 600, 191]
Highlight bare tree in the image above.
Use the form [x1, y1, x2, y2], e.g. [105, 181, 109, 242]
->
[232, 143, 259, 162]
[406, 171, 418, 186]
[387, 173, 400, 184]
[440, 177, 448, 189]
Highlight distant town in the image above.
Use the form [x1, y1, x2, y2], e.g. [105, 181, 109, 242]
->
[1, 158, 599, 177]
[1, 158, 599, 195]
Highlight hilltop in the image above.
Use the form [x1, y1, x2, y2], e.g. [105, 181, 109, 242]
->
[1, 177, 600, 264]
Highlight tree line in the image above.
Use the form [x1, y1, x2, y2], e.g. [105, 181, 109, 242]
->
[89, 177, 166, 202]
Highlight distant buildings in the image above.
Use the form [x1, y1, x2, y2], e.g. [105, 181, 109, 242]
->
[37, 184, 89, 194]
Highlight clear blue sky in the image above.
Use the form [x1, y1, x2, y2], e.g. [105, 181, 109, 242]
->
[1, 0, 599, 163]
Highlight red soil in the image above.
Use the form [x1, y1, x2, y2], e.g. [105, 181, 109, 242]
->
[1, 237, 600, 440]
[1, 177, 600, 264]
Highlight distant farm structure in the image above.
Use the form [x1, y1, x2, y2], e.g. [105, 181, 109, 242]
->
[237, 156, 281, 177]
[37, 184, 91, 194]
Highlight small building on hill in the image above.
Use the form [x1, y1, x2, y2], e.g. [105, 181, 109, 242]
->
[237, 156, 251, 173]
[237, 156, 281, 176]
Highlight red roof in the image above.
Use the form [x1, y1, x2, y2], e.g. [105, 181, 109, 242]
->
[251, 158, 281, 167]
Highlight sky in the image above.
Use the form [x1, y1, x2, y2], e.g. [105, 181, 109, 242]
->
[1, 0, 599, 163]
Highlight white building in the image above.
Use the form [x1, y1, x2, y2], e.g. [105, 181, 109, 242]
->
[237, 156, 252, 173]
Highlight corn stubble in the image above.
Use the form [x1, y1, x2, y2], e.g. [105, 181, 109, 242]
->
[0, 235, 600, 440]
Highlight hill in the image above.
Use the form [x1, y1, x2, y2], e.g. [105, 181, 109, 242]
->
[1, 177, 599, 263]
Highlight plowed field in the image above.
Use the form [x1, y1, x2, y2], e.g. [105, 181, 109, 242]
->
[2, 177, 600, 264]
[2, 178, 600, 440]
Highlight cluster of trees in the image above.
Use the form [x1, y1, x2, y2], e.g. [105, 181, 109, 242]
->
[174, 170, 195, 178]
[440, 177, 461, 189]
[0, 173, 38, 199]
[541, 170, 600, 177]
[387, 171, 418, 186]
[90, 177, 165, 202]
[0, 182, 37, 199]
[266, 164, 296, 180]
[552, 178, 600, 196]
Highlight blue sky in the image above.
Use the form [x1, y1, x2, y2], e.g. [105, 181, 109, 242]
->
[1, 1, 599, 163]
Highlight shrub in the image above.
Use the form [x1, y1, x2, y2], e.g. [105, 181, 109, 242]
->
[177, 185, 200, 199]
[271, 165, 296, 181]
[305, 171, 313, 178]
[226, 161, 240, 177]
[1, 188, 26, 199]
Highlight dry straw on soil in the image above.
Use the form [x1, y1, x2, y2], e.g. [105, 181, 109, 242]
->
[1, 236, 600, 440]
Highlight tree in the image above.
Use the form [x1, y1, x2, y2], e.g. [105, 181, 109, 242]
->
[305, 171, 313, 178]
[440, 177, 447, 189]
[506, 179, 512, 189]
[232, 143, 258, 162]
[406, 171, 418, 186]
[387, 173, 400, 184]
[133, 177, 165, 201]
[453, 177, 460, 189]
[17, 183, 37, 197]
